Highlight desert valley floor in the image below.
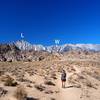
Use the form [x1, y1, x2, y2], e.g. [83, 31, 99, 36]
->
[0, 51, 100, 100]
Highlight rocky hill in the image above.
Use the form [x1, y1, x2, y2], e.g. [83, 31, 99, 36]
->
[0, 44, 21, 62]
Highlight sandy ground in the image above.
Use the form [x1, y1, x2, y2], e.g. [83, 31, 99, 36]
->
[0, 60, 100, 100]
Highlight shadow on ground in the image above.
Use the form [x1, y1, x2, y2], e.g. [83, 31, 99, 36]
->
[27, 97, 39, 100]
[64, 86, 74, 88]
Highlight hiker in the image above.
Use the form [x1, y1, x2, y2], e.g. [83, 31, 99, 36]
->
[61, 69, 66, 88]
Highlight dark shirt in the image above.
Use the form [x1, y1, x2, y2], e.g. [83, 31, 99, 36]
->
[61, 72, 66, 80]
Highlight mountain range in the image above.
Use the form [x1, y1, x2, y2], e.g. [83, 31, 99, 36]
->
[0, 40, 100, 62]
[15, 40, 100, 52]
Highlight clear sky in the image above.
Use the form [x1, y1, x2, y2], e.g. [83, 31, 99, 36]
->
[0, 0, 100, 45]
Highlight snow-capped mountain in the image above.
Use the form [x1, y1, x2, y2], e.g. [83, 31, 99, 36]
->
[15, 40, 100, 52]
[60, 44, 100, 52]
[15, 40, 45, 51]
[15, 40, 33, 50]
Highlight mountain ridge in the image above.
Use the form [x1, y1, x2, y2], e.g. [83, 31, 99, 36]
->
[15, 40, 100, 52]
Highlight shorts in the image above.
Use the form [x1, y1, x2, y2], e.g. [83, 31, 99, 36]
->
[61, 79, 66, 82]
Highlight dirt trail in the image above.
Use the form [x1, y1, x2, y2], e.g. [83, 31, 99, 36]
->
[56, 74, 82, 100]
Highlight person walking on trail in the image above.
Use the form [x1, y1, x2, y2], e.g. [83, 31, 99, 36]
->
[61, 70, 66, 88]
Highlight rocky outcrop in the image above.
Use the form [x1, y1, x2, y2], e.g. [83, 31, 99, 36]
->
[0, 44, 22, 62]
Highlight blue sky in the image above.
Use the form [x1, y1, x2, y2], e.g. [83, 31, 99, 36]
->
[0, 0, 100, 45]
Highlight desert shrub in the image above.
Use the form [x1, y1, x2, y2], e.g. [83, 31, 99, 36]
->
[50, 73, 57, 80]
[0, 87, 8, 97]
[39, 56, 44, 61]
[0, 71, 4, 76]
[44, 80, 55, 86]
[34, 84, 45, 91]
[44, 89, 54, 94]
[50, 98, 56, 100]
[87, 71, 100, 81]
[14, 85, 27, 100]
[86, 82, 93, 87]
[4, 76, 18, 86]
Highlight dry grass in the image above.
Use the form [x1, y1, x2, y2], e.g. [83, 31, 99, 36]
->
[14, 85, 27, 100]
